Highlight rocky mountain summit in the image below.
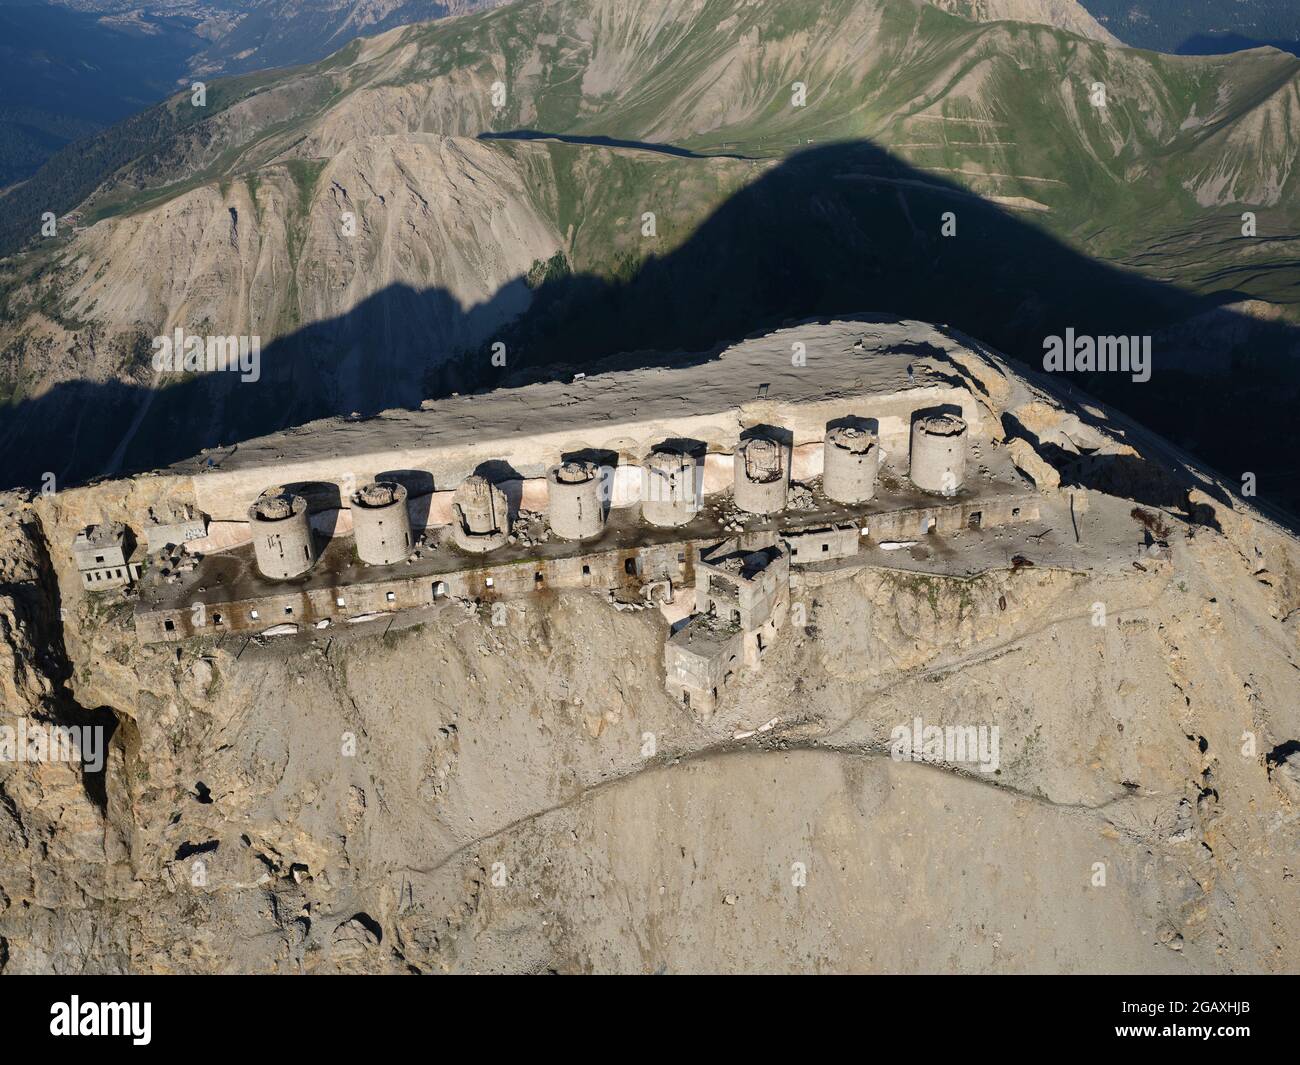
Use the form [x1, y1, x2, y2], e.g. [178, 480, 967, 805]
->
[0, 319, 1296, 973]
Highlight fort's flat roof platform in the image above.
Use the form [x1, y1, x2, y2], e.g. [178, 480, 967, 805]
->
[167, 317, 1002, 521]
[172, 317, 982, 475]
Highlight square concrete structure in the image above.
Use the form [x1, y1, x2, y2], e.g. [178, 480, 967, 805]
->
[664, 614, 744, 716]
[696, 538, 789, 630]
[696, 537, 790, 667]
[785, 523, 861, 564]
[145, 503, 208, 552]
[73, 523, 128, 570]
[73, 523, 142, 590]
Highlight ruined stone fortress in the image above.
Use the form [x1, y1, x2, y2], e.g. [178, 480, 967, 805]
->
[71, 320, 1048, 714]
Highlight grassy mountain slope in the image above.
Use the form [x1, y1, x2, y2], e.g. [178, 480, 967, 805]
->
[0, 0, 1098, 190]
[1, 0, 1299, 501]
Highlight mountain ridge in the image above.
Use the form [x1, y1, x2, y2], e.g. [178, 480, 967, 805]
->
[1, 0, 1298, 510]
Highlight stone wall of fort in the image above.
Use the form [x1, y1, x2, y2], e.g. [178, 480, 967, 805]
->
[183, 383, 977, 524]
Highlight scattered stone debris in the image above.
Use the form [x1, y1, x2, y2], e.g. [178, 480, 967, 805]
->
[733, 716, 780, 740]
[607, 589, 650, 612]
[787, 482, 816, 510]
[510, 509, 549, 548]
[1156, 924, 1185, 952]
[154, 543, 201, 583]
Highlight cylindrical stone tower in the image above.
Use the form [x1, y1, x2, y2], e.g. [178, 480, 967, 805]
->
[823, 425, 879, 504]
[641, 445, 701, 527]
[733, 435, 788, 514]
[351, 481, 411, 565]
[547, 461, 605, 540]
[910, 414, 968, 496]
[451, 475, 509, 554]
[248, 487, 316, 580]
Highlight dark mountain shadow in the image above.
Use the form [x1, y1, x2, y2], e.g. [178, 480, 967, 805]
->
[0, 3, 203, 186]
[2, 138, 1298, 520]
[1176, 33, 1300, 59]
[480, 130, 757, 160]
[1001, 408, 1218, 518]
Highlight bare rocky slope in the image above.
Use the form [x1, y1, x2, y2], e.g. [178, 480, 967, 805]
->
[0, 325, 1297, 973]
[930, 0, 1117, 42]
